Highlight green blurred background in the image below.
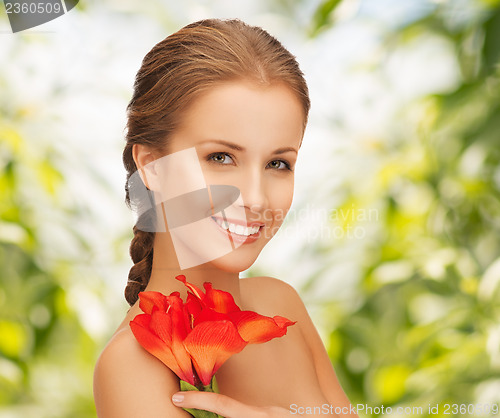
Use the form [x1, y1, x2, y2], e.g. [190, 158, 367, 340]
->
[1, 0, 499, 417]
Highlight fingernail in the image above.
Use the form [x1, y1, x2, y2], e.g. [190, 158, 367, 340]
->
[172, 393, 184, 404]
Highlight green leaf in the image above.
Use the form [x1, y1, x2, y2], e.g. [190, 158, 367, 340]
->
[483, 6, 500, 74]
[182, 408, 222, 418]
[211, 376, 219, 393]
[179, 378, 222, 418]
[180, 380, 199, 392]
[309, 0, 343, 37]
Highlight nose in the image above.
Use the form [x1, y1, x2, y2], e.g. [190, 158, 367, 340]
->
[236, 167, 268, 215]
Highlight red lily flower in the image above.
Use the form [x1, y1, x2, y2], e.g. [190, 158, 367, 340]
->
[130, 275, 296, 388]
[184, 320, 247, 386]
[176, 275, 296, 344]
[130, 291, 195, 384]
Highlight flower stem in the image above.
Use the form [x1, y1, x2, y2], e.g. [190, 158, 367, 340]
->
[179, 377, 222, 418]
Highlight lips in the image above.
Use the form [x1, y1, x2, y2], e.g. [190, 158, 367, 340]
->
[211, 216, 264, 243]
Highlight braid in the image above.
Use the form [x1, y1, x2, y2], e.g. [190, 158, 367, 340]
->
[124, 222, 155, 306]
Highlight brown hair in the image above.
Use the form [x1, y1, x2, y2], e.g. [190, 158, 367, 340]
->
[122, 18, 310, 306]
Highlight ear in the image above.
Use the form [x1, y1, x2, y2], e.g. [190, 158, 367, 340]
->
[132, 144, 162, 191]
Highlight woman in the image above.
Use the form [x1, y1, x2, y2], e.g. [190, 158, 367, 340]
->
[93, 18, 358, 417]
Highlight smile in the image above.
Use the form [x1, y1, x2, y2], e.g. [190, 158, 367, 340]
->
[211, 216, 262, 236]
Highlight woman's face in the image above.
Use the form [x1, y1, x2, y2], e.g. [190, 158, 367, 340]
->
[156, 80, 305, 272]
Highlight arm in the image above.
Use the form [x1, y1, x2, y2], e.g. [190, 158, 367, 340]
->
[281, 281, 359, 418]
[93, 328, 191, 418]
[94, 329, 301, 418]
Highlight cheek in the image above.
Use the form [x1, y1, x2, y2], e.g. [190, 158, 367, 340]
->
[269, 180, 294, 223]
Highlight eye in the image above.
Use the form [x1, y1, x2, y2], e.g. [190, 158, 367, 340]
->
[207, 152, 234, 165]
[267, 160, 292, 171]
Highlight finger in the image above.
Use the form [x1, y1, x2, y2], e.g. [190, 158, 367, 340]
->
[172, 391, 262, 418]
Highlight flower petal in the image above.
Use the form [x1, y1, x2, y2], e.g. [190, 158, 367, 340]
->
[202, 282, 241, 314]
[138, 291, 168, 315]
[130, 315, 194, 385]
[154, 298, 194, 384]
[176, 275, 205, 300]
[192, 307, 228, 327]
[166, 293, 190, 340]
[229, 311, 296, 344]
[185, 292, 202, 315]
[149, 311, 173, 344]
[184, 320, 247, 386]
[272, 315, 296, 329]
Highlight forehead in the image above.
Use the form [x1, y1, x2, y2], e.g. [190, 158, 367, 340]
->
[168, 81, 305, 153]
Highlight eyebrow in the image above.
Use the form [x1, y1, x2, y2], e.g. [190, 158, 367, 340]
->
[201, 139, 298, 155]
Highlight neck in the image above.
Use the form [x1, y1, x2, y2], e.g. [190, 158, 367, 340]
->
[145, 230, 242, 306]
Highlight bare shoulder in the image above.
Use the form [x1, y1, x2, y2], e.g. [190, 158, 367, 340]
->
[242, 277, 356, 412]
[93, 327, 189, 417]
[240, 276, 306, 318]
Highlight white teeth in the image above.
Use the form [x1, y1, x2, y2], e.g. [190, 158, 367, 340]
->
[213, 218, 260, 236]
[234, 225, 245, 235]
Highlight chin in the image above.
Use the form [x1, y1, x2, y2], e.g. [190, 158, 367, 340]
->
[208, 247, 262, 273]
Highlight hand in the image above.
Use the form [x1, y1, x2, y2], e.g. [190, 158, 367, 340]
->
[172, 391, 300, 418]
